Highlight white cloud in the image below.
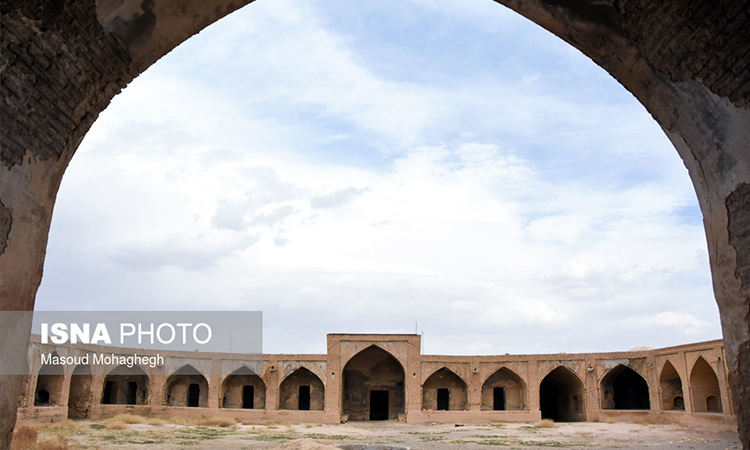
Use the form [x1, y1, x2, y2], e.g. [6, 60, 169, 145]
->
[34, 0, 721, 355]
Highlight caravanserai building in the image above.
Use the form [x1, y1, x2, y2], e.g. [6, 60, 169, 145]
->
[18, 334, 736, 430]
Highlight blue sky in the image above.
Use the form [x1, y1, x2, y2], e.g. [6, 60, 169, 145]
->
[35, 0, 720, 355]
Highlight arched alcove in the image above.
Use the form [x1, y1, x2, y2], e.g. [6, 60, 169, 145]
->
[221, 365, 266, 409]
[34, 353, 64, 407]
[279, 367, 325, 411]
[101, 364, 149, 405]
[689, 356, 722, 413]
[481, 367, 527, 411]
[164, 365, 208, 408]
[343, 346, 405, 421]
[600, 365, 650, 410]
[422, 367, 467, 411]
[67, 364, 92, 419]
[659, 361, 684, 411]
[539, 366, 585, 422]
[3, 1, 750, 446]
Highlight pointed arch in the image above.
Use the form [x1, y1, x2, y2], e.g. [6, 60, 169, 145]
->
[481, 367, 527, 411]
[68, 364, 92, 419]
[164, 364, 208, 407]
[34, 352, 64, 407]
[279, 367, 325, 411]
[659, 360, 684, 411]
[343, 345, 405, 421]
[102, 364, 149, 405]
[600, 365, 650, 410]
[221, 365, 266, 409]
[690, 356, 722, 413]
[422, 367, 467, 411]
[540, 366, 585, 422]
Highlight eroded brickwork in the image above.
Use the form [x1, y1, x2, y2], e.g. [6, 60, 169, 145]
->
[0, 0, 133, 169]
[616, 0, 750, 107]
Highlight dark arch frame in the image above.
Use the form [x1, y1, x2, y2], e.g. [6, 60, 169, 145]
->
[278, 366, 325, 411]
[480, 366, 528, 411]
[164, 364, 209, 408]
[220, 365, 266, 410]
[2, 1, 750, 445]
[659, 360, 684, 411]
[421, 367, 468, 411]
[342, 345, 406, 421]
[600, 364, 650, 410]
[539, 366, 585, 422]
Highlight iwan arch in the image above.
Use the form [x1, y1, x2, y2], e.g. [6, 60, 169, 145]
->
[18, 334, 736, 430]
[1, 0, 750, 447]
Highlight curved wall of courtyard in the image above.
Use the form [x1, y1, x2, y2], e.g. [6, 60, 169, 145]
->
[17, 334, 736, 431]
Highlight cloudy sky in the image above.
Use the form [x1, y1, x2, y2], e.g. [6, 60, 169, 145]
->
[35, 0, 722, 355]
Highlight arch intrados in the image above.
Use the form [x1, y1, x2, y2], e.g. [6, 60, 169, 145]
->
[344, 345, 405, 373]
[481, 366, 526, 389]
[600, 364, 646, 384]
[169, 364, 206, 378]
[659, 360, 682, 381]
[107, 364, 148, 377]
[279, 366, 323, 385]
[690, 356, 718, 378]
[542, 366, 583, 386]
[226, 365, 260, 378]
[425, 367, 467, 386]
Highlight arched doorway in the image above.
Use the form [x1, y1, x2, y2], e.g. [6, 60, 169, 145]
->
[600, 365, 650, 410]
[3, 1, 750, 446]
[659, 361, 684, 411]
[101, 364, 149, 405]
[279, 367, 325, 411]
[481, 367, 527, 411]
[539, 367, 585, 422]
[34, 354, 64, 407]
[343, 346, 405, 421]
[422, 368, 467, 411]
[164, 365, 208, 408]
[67, 364, 92, 419]
[221, 365, 266, 409]
[690, 357, 722, 413]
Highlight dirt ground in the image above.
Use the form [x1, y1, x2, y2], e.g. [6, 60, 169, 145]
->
[18, 418, 742, 450]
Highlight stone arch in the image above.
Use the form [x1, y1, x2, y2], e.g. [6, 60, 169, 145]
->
[343, 345, 405, 421]
[3, 1, 750, 445]
[220, 365, 266, 409]
[600, 365, 650, 410]
[659, 360, 684, 411]
[422, 367, 468, 411]
[34, 353, 64, 407]
[481, 367, 527, 411]
[279, 367, 325, 411]
[102, 364, 149, 405]
[539, 366, 585, 422]
[67, 364, 92, 419]
[689, 356, 722, 413]
[164, 364, 208, 408]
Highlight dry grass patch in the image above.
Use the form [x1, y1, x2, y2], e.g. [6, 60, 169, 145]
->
[10, 425, 37, 450]
[533, 419, 556, 428]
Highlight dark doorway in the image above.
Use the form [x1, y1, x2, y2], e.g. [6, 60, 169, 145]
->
[370, 390, 389, 420]
[188, 383, 200, 407]
[35, 389, 50, 405]
[437, 388, 450, 410]
[102, 380, 116, 404]
[125, 381, 138, 405]
[539, 367, 585, 422]
[299, 385, 311, 410]
[242, 385, 254, 409]
[493, 387, 506, 410]
[602, 366, 650, 410]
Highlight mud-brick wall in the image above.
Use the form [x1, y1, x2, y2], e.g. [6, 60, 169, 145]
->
[615, 0, 750, 106]
[0, 0, 133, 169]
